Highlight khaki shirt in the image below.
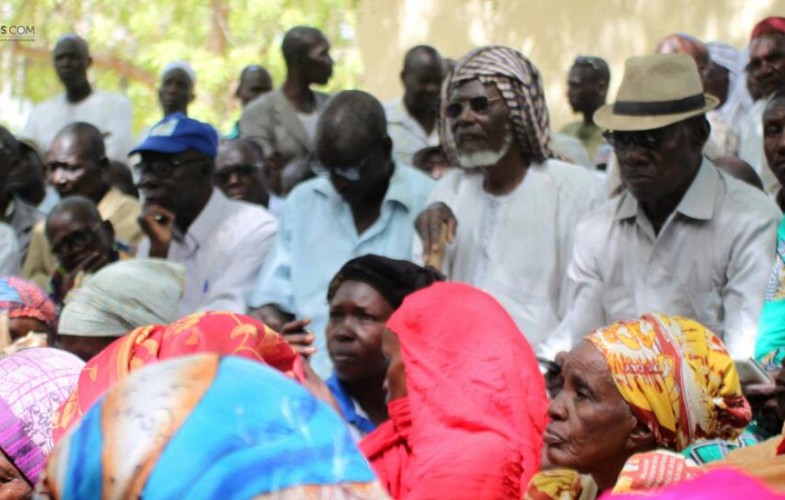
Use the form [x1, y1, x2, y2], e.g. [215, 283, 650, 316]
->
[22, 188, 143, 288]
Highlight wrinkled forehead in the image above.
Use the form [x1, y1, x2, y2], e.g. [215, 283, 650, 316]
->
[449, 78, 501, 100]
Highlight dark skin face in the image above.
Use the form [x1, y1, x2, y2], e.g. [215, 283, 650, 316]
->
[136, 150, 212, 222]
[215, 142, 268, 206]
[0, 450, 31, 499]
[0, 129, 20, 197]
[46, 132, 107, 202]
[449, 80, 511, 157]
[46, 209, 112, 272]
[402, 53, 443, 119]
[567, 65, 606, 116]
[302, 37, 333, 85]
[764, 98, 785, 187]
[545, 341, 654, 491]
[8, 147, 46, 206]
[381, 326, 407, 403]
[703, 61, 730, 105]
[158, 69, 194, 116]
[53, 38, 91, 89]
[327, 280, 392, 382]
[8, 317, 49, 341]
[236, 67, 273, 107]
[748, 35, 785, 98]
[57, 334, 115, 362]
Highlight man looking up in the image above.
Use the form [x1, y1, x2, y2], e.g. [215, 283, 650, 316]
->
[134, 113, 278, 315]
[414, 45, 604, 352]
[560, 55, 610, 163]
[385, 45, 443, 166]
[23, 34, 133, 162]
[158, 61, 196, 117]
[226, 65, 274, 140]
[740, 17, 785, 195]
[214, 138, 269, 209]
[249, 90, 434, 376]
[545, 54, 780, 360]
[22, 123, 142, 287]
[240, 26, 333, 212]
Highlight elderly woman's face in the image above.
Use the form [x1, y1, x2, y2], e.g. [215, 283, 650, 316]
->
[0, 450, 32, 499]
[545, 342, 639, 478]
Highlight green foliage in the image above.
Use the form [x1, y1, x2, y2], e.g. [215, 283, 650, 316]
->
[3, 0, 361, 137]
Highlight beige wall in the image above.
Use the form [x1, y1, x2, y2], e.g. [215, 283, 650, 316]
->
[357, 0, 781, 129]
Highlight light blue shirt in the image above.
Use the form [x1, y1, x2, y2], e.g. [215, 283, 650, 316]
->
[250, 164, 435, 376]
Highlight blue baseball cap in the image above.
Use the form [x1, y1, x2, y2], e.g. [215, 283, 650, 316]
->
[130, 113, 218, 159]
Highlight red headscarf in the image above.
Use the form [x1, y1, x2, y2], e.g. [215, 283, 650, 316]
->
[361, 282, 549, 499]
[52, 311, 304, 441]
[751, 17, 785, 41]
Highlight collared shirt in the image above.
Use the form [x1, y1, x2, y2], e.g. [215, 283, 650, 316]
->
[3, 196, 42, 263]
[21, 187, 142, 289]
[0, 223, 20, 277]
[138, 189, 278, 316]
[544, 158, 781, 359]
[250, 164, 435, 376]
[325, 374, 376, 440]
[384, 97, 439, 167]
[414, 159, 605, 349]
[22, 90, 133, 162]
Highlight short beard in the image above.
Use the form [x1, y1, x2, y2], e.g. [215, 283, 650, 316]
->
[457, 132, 513, 169]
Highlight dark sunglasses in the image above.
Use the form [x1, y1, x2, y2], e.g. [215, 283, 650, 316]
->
[214, 164, 259, 184]
[602, 125, 676, 151]
[445, 96, 503, 119]
[51, 223, 102, 255]
[134, 156, 203, 178]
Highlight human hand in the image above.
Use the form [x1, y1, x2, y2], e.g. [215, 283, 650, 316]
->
[138, 203, 174, 257]
[249, 304, 294, 333]
[62, 250, 111, 294]
[280, 318, 317, 359]
[414, 202, 457, 269]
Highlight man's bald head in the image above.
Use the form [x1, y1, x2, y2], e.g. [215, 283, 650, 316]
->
[403, 45, 442, 74]
[282, 26, 326, 66]
[53, 34, 92, 89]
[53, 122, 106, 161]
[236, 65, 273, 107]
[656, 33, 709, 67]
[45, 195, 102, 237]
[54, 34, 89, 57]
[317, 90, 388, 163]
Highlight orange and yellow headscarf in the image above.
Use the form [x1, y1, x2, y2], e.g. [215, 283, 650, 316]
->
[586, 313, 751, 451]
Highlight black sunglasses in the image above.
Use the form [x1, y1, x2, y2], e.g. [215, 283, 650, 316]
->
[445, 96, 503, 119]
[134, 155, 204, 178]
[602, 125, 676, 151]
[214, 164, 259, 184]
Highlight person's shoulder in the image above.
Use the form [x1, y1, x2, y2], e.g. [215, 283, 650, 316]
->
[92, 89, 131, 106]
[718, 168, 781, 220]
[28, 93, 64, 114]
[243, 88, 282, 115]
[540, 158, 603, 189]
[383, 97, 405, 121]
[222, 196, 278, 227]
[392, 164, 436, 198]
[575, 194, 624, 230]
[286, 176, 334, 205]
[559, 121, 581, 134]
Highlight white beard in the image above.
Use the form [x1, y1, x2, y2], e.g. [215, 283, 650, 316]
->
[456, 132, 513, 169]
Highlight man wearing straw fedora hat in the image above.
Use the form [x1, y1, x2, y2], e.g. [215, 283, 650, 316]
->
[543, 53, 780, 360]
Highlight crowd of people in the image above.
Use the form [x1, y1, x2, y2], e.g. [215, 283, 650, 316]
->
[0, 13, 784, 499]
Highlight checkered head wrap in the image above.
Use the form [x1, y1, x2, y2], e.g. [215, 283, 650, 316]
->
[440, 45, 553, 166]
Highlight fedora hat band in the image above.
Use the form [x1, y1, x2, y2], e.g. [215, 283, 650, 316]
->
[613, 93, 706, 116]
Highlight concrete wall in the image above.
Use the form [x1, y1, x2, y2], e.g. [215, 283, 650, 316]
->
[356, 0, 781, 129]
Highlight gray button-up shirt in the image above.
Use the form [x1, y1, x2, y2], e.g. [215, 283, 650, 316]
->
[544, 158, 781, 359]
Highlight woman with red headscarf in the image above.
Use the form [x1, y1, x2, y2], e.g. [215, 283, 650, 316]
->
[360, 282, 549, 499]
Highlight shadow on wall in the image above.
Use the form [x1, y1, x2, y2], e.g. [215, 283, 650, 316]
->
[357, 0, 779, 128]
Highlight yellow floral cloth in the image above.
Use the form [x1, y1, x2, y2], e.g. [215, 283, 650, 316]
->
[587, 313, 751, 451]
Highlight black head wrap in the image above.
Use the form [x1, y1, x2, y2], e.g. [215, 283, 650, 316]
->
[327, 255, 444, 310]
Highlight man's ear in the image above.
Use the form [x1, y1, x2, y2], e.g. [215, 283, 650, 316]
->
[101, 219, 115, 243]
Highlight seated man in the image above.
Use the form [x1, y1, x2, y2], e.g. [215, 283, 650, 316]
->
[134, 113, 278, 315]
[44, 196, 130, 307]
[0, 127, 43, 261]
[249, 90, 435, 376]
[545, 54, 781, 360]
[214, 138, 269, 209]
[22, 122, 142, 288]
[415, 46, 604, 351]
[22, 34, 133, 162]
[384, 45, 443, 166]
